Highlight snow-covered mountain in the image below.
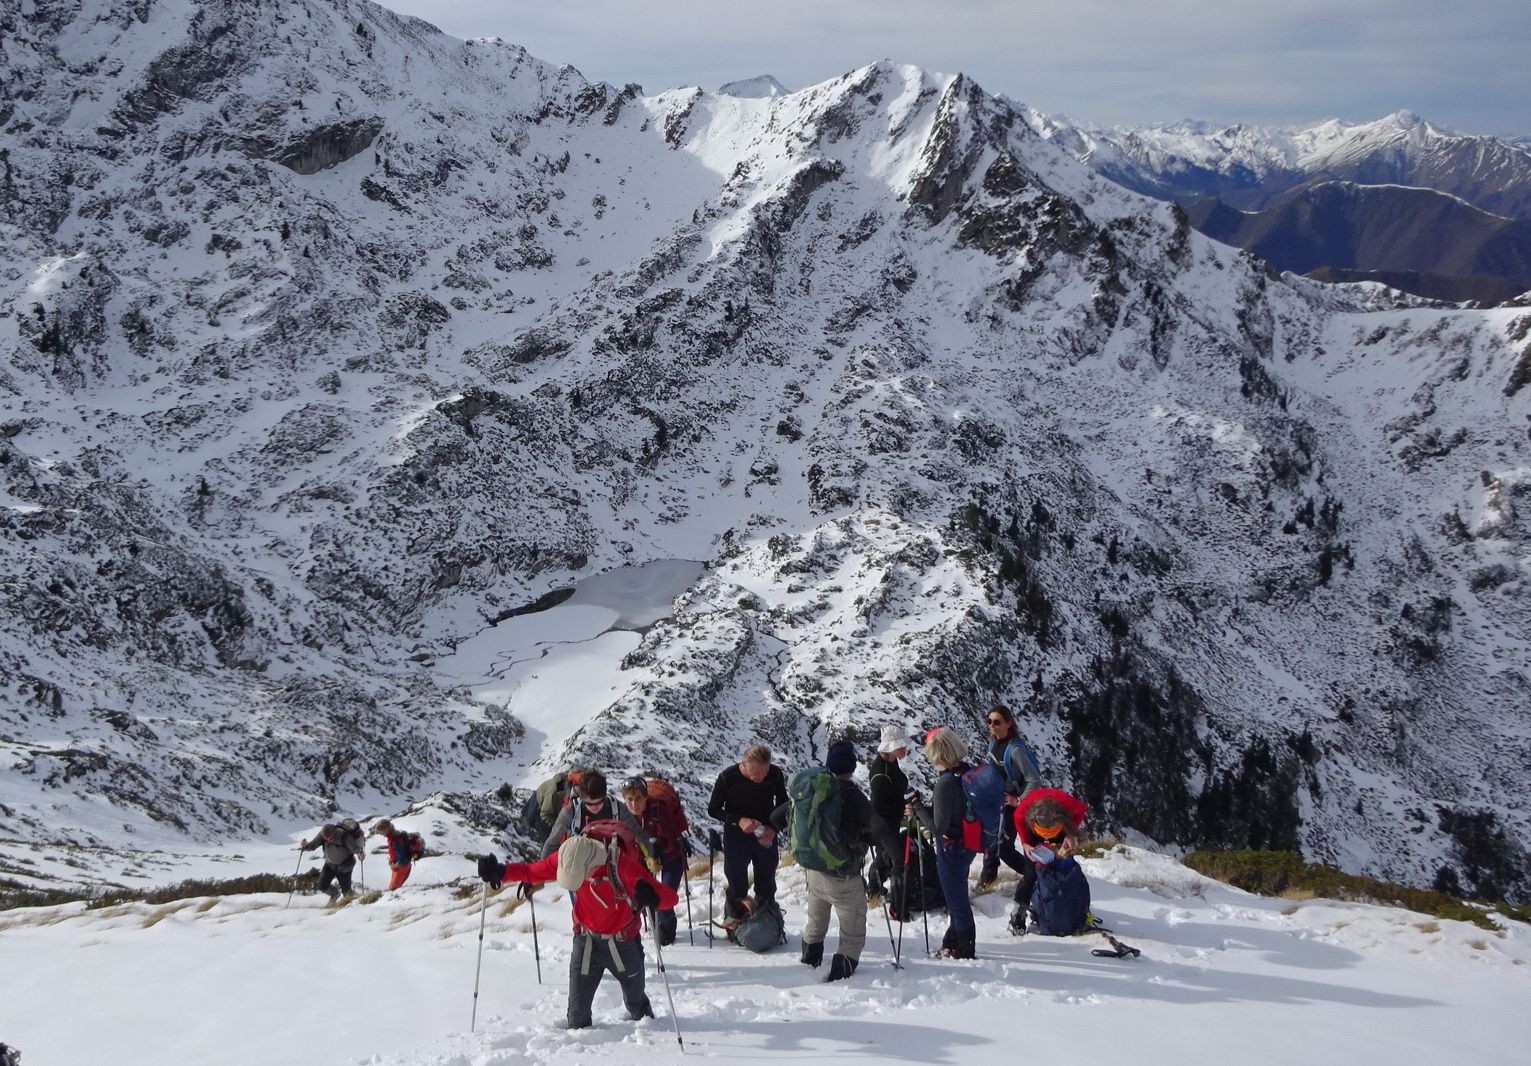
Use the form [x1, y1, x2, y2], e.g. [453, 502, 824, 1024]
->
[1025, 108, 1531, 220]
[718, 74, 790, 99]
[3, 0, 1529, 903]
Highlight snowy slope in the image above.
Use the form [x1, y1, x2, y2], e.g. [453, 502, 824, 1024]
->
[0, 847, 1526, 1066]
[2, 0, 1529, 903]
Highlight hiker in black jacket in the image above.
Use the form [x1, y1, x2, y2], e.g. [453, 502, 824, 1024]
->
[911, 727, 979, 958]
[865, 725, 909, 898]
[707, 743, 789, 923]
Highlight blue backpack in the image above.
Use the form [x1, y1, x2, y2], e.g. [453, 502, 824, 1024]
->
[1030, 856, 1091, 935]
[958, 763, 1006, 850]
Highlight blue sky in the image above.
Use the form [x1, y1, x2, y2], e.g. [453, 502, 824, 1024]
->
[377, 0, 1528, 137]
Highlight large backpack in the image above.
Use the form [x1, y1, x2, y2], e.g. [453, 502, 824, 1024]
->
[958, 763, 1006, 851]
[338, 818, 366, 857]
[996, 736, 1043, 791]
[734, 899, 787, 953]
[1030, 856, 1091, 935]
[646, 777, 689, 832]
[787, 767, 860, 874]
[887, 832, 946, 922]
[579, 819, 642, 908]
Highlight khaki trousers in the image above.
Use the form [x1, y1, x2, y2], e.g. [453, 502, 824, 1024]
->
[802, 868, 868, 961]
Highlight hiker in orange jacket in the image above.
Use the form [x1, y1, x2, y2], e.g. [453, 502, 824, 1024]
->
[479, 823, 678, 1030]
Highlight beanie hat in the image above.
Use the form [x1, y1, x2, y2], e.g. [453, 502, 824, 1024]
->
[826, 740, 857, 776]
[877, 726, 908, 754]
[556, 835, 608, 890]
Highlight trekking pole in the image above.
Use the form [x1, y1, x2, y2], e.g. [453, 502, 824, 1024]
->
[359, 855, 365, 892]
[874, 849, 900, 970]
[684, 865, 695, 946]
[649, 908, 686, 1053]
[285, 846, 305, 909]
[707, 831, 717, 950]
[526, 884, 543, 985]
[471, 882, 489, 1032]
[916, 825, 931, 955]
[895, 825, 910, 967]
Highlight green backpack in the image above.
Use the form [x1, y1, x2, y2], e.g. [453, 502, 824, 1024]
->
[788, 767, 861, 874]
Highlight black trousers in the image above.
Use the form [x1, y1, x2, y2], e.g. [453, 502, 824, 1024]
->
[319, 858, 355, 898]
[722, 831, 778, 918]
[982, 807, 1027, 884]
[657, 856, 684, 944]
[867, 814, 905, 890]
[566, 934, 652, 1029]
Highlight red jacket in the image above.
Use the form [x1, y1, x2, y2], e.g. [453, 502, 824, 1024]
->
[1014, 788, 1088, 849]
[502, 846, 678, 939]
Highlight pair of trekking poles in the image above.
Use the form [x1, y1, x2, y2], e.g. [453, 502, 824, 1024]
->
[470, 859, 690, 1053]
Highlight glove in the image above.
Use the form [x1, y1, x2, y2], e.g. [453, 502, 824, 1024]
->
[298, 839, 309, 851]
[516, 881, 535, 901]
[633, 880, 660, 911]
[477, 854, 506, 888]
[646, 855, 662, 874]
[682, 837, 696, 858]
[708, 828, 723, 852]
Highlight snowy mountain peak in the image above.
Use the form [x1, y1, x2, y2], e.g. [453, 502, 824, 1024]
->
[718, 74, 790, 98]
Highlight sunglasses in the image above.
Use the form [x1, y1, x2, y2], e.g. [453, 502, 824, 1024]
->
[986, 717, 1007, 725]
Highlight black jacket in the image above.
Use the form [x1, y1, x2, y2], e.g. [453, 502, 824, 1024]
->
[708, 763, 789, 839]
[915, 764, 968, 843]
[866, 752, 908, 830]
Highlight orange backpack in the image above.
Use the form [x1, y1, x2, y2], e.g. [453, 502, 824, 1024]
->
[646, 778, 689, 832]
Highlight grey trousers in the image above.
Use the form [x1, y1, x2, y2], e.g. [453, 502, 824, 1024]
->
[801, 868, 868, 962]
[566, 933, 653, 1029]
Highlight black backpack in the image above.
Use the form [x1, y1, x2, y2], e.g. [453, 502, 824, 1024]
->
[887, 834, 946, 922]
[734, 899, 787, 953]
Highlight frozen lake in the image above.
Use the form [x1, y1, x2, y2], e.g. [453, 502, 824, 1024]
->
[436, 560, 705, 783]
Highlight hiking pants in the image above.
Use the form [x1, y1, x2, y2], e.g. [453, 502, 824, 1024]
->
[722, 831, 778, 918]
[1014, 856, 1037, 908]
[987, 810, 1027, 881]
[657, 856, 684, 943]
[802, 869, 868, 962]
[566, 933, 652, 1029]
[319, 857, 355, 898]
[388, 863, 412, 891]
[934, 841, 977, 936]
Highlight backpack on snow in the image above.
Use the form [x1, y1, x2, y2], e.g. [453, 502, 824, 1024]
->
[787, 767, 861, 875]
[887, 833, 946, 922]
[646, 777, 689, 832]
[958, 763, 1006, 851]
[733, 899, 787, 953]
[1029, 856, 1091, 936]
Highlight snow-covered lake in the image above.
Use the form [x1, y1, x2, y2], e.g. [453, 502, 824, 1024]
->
[436, 560, 705, 783]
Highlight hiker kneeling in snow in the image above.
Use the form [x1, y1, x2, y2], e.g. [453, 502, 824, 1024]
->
[478, 825, 678, 1030]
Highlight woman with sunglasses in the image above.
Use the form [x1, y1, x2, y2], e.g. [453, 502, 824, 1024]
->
[979, 706, 1043, 933]
[539, 769, 654, 860]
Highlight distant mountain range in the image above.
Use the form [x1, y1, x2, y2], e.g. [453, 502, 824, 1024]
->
[1026, 109, 1531, 303]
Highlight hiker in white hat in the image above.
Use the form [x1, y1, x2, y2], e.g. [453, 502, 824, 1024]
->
[866, 726, 911, 898]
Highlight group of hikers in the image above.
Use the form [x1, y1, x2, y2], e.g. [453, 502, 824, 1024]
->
[297, 706, 1108, 1033]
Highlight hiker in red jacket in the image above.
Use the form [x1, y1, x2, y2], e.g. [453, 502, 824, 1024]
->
[371, 819, 424, 890]
[1011, 787, 1088, 933]
[479, 824, 678, 1030]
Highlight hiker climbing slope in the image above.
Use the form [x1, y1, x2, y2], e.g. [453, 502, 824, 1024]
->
[298, 819, 366, 901]
[621, 775, 690, 946]
[371, 819, 425, 891]
[478, 822, 677, 1031]
[772, 740, 873, 981]
[539, 770, 652, 859]
[707, 743, 789, 925]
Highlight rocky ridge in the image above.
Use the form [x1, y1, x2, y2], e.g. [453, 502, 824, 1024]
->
[1, 0, 1528, 900]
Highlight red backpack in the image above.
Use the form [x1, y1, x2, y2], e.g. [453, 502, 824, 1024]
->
[580, 819, 643, 906]
[646, 778, 689, 832]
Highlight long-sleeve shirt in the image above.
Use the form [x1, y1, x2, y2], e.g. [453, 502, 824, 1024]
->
[708, 764, 789, 840]
[501, 847, 677, 939]
[539, 797, 652, 859]
[866, 753, 909, 832]
[915, 765, 968, 843]
[302, 824, 365, 867]
[988, 734, 1043, 796]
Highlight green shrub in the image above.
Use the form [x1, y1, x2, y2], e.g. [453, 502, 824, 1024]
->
[1183, 850, 1523, 931]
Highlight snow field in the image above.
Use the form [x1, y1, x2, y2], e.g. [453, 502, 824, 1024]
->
[1, 847, 1526, 1065]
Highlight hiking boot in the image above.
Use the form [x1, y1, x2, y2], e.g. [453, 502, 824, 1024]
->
[976, 855, 999, 888]
[953, 932, 977, 960]
[826, 954, 859, 982]
[1008, 907, 1029, 937]
[800, 940, 824, 967]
